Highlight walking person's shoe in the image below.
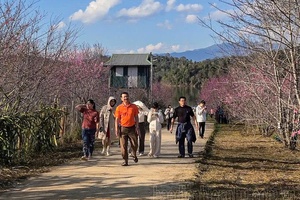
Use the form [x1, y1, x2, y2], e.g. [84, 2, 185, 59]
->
[177, 155, 184, 158]
[188, 154, 194, 158]
[129, 153, 134, 157]
[81, 156, 88, 161]
[133, 156, 138, 163]
[106, 146, 111, 156]
[122, 161, 128, 166]
[139, 152, 144, 156]
[101, 148, 105, 155]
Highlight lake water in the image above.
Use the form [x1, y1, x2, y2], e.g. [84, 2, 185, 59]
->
[171, 86, 200, 107]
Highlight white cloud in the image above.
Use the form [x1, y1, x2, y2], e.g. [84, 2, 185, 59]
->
[171, 45, 180, 52]
[157, 20, 172, 30]
[111, 43, 182, 54]
[128, 50, 136, 54]
[57, 21, 66, 29]
[186, 15, 198, 24]
[166, 0, 176, 12]
[70, 0, 120, 24]
[137, 42, 163, 53]
[110, 42, 183, 54]
[135, 43, 181, 53]
[176, 3, 203, 12]
[51, 21, 66, 30]
[117, 0, 162, 19]
[209, 9, 234, 20]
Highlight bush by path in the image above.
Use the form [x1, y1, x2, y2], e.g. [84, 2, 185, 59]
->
[0, 107, 64, 166]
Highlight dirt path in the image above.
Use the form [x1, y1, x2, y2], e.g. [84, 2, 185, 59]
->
[1, 123, 213, 200]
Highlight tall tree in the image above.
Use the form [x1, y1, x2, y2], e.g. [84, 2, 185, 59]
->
[200, 0, 300, 146]
[0, 0, 78, 113]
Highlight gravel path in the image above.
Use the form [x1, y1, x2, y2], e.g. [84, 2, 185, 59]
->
[1, 123, 213, 200]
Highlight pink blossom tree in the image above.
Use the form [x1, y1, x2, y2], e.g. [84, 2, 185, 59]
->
[151, 82, 173, 107]
[0, 0, 79, 113]
[56, 43, 109, 107]
[199, 0, 300, 147]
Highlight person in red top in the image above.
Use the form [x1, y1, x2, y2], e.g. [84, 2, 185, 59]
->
[115, 92, 140, 166]
[75, 99, 99, 161]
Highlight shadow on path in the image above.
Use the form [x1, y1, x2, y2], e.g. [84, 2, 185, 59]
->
[1, 123, 214, 200]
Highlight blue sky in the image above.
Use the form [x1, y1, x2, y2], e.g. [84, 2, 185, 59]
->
[38, 0, 231, 55]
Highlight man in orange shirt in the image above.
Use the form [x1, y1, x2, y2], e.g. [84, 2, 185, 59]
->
[115, 92, 140, 166]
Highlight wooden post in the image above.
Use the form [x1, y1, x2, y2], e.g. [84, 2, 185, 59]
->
[70, 101, 74, 134]
[59, 106, 67, 138]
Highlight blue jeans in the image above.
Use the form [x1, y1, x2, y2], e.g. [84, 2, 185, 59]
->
[82, 128, 96, 157]
[178, 132, 193, 156]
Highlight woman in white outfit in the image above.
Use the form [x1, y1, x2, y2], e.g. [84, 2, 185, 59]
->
[147, 102, 164, 158]
[195, 100, 207, 139]
[98, 96, 117, 156]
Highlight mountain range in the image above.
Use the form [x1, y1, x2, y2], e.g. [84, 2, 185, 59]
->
[165, 43, 232, 62]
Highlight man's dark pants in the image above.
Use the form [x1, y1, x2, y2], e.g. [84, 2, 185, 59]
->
[138, 122, 146, 154]
[178, 132, 193, 156]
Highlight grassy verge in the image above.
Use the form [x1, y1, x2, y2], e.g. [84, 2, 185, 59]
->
[191, 123, 300, 199]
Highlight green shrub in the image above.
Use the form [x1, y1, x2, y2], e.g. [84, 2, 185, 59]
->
[0, 106, 64, 166]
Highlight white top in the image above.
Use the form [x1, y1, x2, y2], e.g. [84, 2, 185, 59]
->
[147, 109, 164, 132]
[164, 107, 174, 117]
[196, 105, 207, 122]
[138, 110, 148, 123]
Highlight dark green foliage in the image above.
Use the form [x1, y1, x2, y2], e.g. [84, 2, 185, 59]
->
[0, 107, 64, 166]
[153, 55, 230, 88]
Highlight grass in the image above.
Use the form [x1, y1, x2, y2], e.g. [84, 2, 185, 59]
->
[191, 123, 300, 200]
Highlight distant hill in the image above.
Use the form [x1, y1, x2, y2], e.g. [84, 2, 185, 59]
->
[164, 43, 232, 62]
